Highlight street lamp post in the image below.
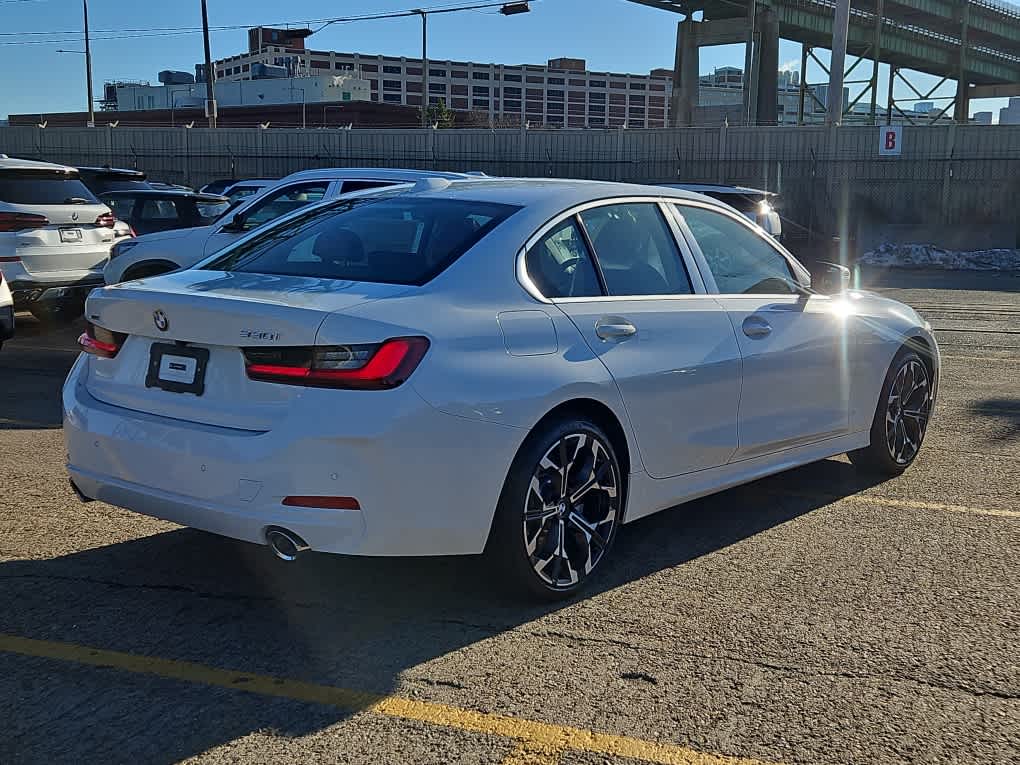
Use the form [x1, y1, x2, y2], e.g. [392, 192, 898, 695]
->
[418, 11, 429, 128]
[200, 0, 217, 127]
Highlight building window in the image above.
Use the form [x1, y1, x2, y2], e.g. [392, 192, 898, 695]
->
[568, 103, 586, 115]
[503, 73, 522, 82]
[451, 84, 468, 95]
[383, 93, 402, 103]
[526, 75, 544, 84]
[629, 94, 646, 105]
[609, 93, 626, 104]
[587, 104, 605, 114]
[242, 63, 250, 71]
[547, 114, 564, 125]
[503, 86, 521, 97]
[429, 83, 447, 94]
[649, 95, 666, 107]
[429, 68, 446, 77]
[361, 64, 378, 72]
[547, 77, 564, 85]
[589, 92, 606, 103]
[547, 89, 564, 101]
[568, 91, 585, 103]
[630, 106, 645, 117]
[546, 102, 564, 114]
[526, 88, 543, 99]
[630, 82, 646, 90]
[383, 80, 402, 91]
[589, 117, 605, 126]
[369, 79, 379, 90]
[452, 70, 468, 78]
[472, 85, 489, 96]
[504, 99, 521, 111]
[610, 81, 627, 89]
[216, 71, 225, 78]
[650, 83, 666, 91]
[472, 71, 490, 80]
[473, 98, 490, 108]
[526, 100, 544, 113]
[589, 79, 606, 88]
[310, 60, 329, 70]
[569, 78, 586, 87]
[407, 94, 422, 105]
[406, 81, 422, 93]
[452, 97, 468, 109]
[406, 66, 422, 75]
[383, 65, 402, 74]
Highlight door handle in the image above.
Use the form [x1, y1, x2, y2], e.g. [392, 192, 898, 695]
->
[742, 316, 772, 339]
[595, 316, 637, 341]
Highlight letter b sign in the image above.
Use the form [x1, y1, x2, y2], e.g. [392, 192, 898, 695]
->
[879, 125, 902, 156]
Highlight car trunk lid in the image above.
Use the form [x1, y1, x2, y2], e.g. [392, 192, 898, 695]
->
[83, 270, 409, 430]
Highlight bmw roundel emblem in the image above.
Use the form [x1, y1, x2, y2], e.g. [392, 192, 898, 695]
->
[153, 310, 169, 332]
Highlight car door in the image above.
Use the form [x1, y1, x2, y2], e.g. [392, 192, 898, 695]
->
[672, 202, 850, 460]
[526, 199, 741, 479]
[203, 180, 334, 254]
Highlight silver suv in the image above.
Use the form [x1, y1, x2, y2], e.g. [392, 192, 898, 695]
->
[0, 157, 116, 322]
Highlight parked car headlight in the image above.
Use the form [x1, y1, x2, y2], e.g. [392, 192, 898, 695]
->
[110, 240, 139, 260]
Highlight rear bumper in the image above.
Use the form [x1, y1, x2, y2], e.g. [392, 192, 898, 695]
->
[62, 356, 525, 557]
[3, 262, 105, 306]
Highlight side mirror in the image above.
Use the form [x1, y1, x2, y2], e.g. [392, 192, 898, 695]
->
[221, 211, 246, 232]
[811, 261, 851, 294]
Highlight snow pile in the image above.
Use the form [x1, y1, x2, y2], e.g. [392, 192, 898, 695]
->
[859, 243, 1020, 271]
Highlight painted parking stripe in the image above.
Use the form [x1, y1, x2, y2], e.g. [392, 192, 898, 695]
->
[0, 633, 779, 765]
[776, 490, 1020, 520]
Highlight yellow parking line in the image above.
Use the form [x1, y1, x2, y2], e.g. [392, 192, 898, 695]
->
[0, 633, 779, 765]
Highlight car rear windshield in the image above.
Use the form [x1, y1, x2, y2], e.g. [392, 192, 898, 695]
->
[0, 170, 100, 205]
[204, 196, 520, 286]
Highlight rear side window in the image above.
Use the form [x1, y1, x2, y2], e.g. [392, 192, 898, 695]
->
[205, 196, 520, 286]
[579, 203, 692, 296]
[525, 219, 602, 298]
[102, 196, 136, 218]
[0, 171, 99, 205]
[239, 182, 330, 229]
[139, 199, 180, 220]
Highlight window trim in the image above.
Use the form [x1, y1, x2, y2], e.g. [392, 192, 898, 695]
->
[667, 200, 810, 297]
[516, 196, 710, 304]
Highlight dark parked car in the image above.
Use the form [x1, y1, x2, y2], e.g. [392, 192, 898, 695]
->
[76, 166, 151, 195]
[99, 189, 230, 237]
[198, 179, 240, 196]
[657, 183, 782, 240]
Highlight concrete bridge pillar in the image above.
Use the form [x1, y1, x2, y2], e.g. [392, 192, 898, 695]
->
[669, 19, 700, 127]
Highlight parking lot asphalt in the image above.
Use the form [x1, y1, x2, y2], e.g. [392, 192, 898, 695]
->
[0, 271, 1017, 765]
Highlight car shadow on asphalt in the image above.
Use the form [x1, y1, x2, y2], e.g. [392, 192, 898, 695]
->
[968, 397, 1020, 441]
[0, 458, 887, 764]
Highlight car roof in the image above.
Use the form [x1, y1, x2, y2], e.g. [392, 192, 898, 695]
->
[100, 189, 228, 202]
[406, 177, 715, 209]
[659, 182, 775, 196]
[77, 166, 147, 179]
[228, 179, 274, 186]
[0, 156, 77, 174]
[280, 167, 480, 183]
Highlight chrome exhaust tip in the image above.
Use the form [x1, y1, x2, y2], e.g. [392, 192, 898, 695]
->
[265, 527, 309, 562]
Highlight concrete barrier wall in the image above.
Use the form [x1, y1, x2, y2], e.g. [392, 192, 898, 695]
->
[3, 124, 1018, 247]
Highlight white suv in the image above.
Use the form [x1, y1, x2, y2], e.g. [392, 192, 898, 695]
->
[104, 168, 481, 284]
[0, 157, 117, 322]
[0, 269, 13, 348]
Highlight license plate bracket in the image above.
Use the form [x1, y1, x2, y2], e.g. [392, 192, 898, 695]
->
[145, 343, 210, 395]
[59, 227, 83, 243]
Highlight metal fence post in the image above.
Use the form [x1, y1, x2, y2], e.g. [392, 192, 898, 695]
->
[940, 122, 957, 223]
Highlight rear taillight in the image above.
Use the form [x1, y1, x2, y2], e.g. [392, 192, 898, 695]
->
[95, 212, 116, 228]
[78, 322, 126, 359]
[0, 212, 49, 232]
[243, 337, 430, 390]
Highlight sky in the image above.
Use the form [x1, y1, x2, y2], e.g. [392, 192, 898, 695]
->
[0, 0, 1005, 120]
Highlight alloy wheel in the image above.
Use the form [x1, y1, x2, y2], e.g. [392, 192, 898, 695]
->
[885, 359, 931, 465]
[523, 432, 621, 589]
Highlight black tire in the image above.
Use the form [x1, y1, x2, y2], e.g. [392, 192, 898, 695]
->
[29, 296, 84, 325]
[486, 418, 624, 601]
[849, 348, 932, 476]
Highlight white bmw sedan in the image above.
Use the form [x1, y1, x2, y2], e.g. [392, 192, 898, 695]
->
[64, 179, 939, 599]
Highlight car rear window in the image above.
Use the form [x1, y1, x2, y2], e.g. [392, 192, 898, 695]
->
[0, 171, 100, 205]
[204, 196, 520, 286]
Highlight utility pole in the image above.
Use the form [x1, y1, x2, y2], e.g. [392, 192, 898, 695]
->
[83, 0, 95, 127]
[419, 11, 429, 128]
[201, 0, 217, 127]
[826, 0, 851, 126]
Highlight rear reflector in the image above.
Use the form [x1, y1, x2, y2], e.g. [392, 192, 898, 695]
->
[0, 212, 48, 232]
[282, 496, 361, 510]
[244, 336, 430, 390]
[78, 321, 126, 359]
